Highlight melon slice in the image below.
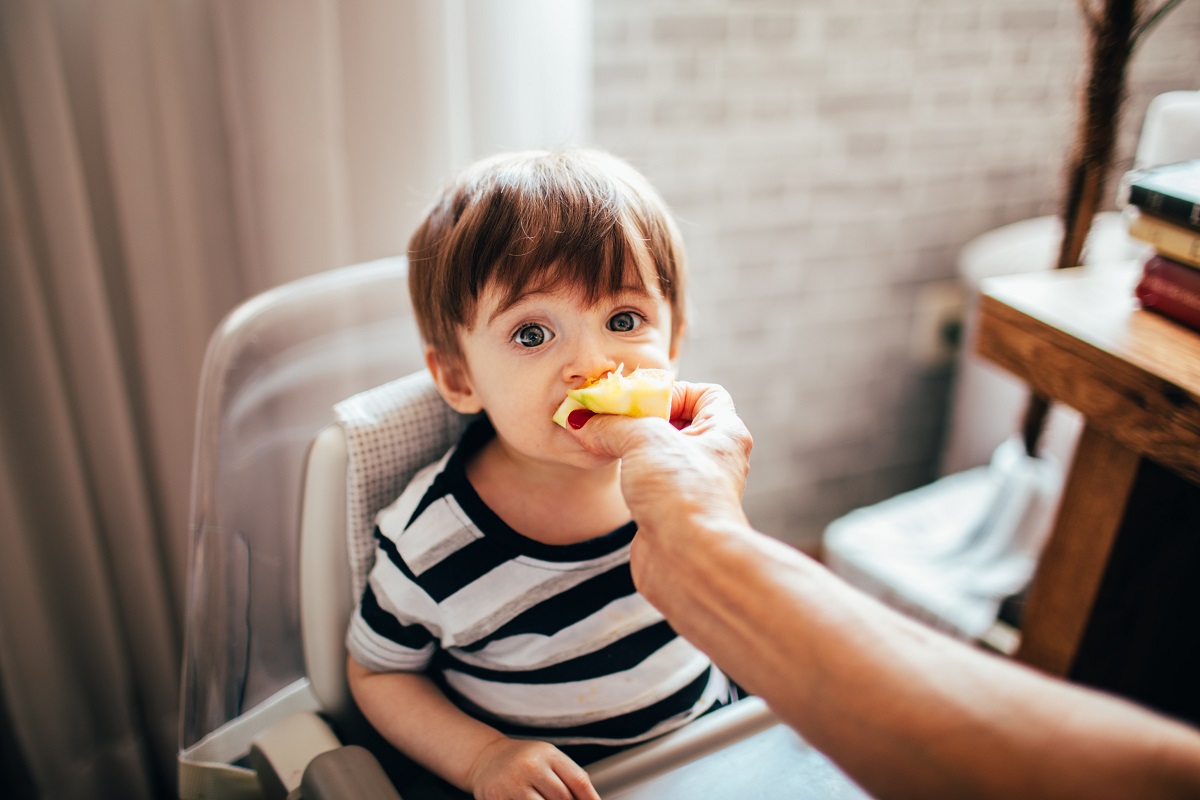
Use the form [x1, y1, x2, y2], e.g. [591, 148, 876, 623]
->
[552, 364, 674, 428]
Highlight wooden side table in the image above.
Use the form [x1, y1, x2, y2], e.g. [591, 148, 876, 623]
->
[974, 264, 1200, 723]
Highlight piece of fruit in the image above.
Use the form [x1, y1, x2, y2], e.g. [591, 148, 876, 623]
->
[552, 364, 674, 428]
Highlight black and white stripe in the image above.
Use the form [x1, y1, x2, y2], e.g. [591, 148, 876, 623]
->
[347, 418, 729, 748]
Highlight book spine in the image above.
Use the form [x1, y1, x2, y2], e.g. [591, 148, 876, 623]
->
[1136, 255, 1200, 332]
[1129, 183, 1200, 234]
[1126, 210, 1200, 269]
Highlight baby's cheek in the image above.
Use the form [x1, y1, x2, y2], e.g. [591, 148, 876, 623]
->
[498, 405, 547, 442]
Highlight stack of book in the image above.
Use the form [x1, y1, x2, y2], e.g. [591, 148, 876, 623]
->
[1122, 159, 1200, 333]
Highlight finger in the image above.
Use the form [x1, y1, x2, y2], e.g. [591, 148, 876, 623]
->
[566, 408, 594, 429]
[668, 380, 728, 420]
[673, 381, 737, 430]
[676, 383, 753, 458]
[550, 758, 601, 800]
[667, 380, 706, 427]
[566, 407, 673, 460]
[527, 768, 574, 800]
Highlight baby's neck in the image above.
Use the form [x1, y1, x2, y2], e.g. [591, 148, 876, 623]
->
[466, 439, 631, 547]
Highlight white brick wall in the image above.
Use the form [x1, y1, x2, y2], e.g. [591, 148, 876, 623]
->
[591, 0, 1200, 550]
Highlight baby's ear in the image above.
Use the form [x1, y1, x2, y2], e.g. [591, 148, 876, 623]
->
[426, 348, 483, 414]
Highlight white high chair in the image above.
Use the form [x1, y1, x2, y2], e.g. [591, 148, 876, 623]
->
[180, 257, 867, 799]
[179, 256, 462, 798]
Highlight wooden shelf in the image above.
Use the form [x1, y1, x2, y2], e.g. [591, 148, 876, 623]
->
[977, 264, 1200, 485]
[975, 263, 1200, 725]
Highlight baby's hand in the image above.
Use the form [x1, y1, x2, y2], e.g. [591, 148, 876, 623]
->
[467, 737, 600, 800]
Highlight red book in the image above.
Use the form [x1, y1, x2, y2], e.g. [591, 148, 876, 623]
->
[1135, 254, 1200, 333]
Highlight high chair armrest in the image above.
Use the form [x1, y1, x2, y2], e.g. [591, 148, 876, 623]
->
[301, 746, 403, 800]
[249, 711, 342, 800]
[300, 424, 354, 719]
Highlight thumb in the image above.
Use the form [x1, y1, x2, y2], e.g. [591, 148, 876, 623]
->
[566, 409, 662, 460]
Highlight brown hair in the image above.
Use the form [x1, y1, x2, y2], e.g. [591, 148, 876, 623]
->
[407, 149, 687, 364]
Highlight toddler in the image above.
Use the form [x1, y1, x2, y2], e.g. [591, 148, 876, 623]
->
[346, 149, 734, 800]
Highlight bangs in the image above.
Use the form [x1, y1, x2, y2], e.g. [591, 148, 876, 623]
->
[447, 160, 657, 323]
[488, 210, 653, 316]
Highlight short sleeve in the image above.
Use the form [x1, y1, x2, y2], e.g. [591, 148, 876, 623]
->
[345, 525, 442, 673]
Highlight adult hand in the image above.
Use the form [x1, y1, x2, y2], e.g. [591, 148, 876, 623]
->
[566, 381, 752, 526]
[466, 737, 599, 800]
[566, 382, 754, 599]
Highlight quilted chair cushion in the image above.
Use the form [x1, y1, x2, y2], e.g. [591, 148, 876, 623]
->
[333, 370, 472, 600]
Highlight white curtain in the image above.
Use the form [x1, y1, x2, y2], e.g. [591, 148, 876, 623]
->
[0, 1, 591, 796]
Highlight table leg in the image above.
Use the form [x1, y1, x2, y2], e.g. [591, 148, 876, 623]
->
[1015, 425, 1140, 675]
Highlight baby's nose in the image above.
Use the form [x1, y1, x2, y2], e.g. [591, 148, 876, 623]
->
[563, 343, 618, 385]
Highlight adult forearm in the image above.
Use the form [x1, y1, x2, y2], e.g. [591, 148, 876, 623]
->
[630, 518, 1200, 799]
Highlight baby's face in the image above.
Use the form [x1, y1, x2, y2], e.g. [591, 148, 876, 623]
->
[456, 279, 675, 473]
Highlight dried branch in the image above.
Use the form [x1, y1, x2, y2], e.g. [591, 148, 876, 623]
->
[1023, 0, 1137, 456]
[1077, 0, 1105, 31]
[1133, 0, 1188, 43]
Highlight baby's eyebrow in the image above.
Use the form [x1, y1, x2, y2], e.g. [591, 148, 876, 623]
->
[604, 284, 660, 304]
[485, 293, 545, 326]
[485, 283, 660, 326]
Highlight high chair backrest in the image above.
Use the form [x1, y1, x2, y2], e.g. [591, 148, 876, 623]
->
[181, 257, 429, 776]
[300, 373, 471, 720]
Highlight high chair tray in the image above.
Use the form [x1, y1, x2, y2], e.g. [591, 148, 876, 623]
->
[586, 697, 867, 798]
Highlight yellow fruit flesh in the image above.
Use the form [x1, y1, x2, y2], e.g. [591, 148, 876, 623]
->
[552, 365, 674, 428]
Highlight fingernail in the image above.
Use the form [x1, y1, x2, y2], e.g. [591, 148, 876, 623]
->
[568, 409, 595, 430]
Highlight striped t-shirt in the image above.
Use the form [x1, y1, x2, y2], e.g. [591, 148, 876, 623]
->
[346, 418, 731, 756]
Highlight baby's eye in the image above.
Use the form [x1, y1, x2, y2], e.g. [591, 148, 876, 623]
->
[607, 311, 643, 333]
[514, 323, 552, 348]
